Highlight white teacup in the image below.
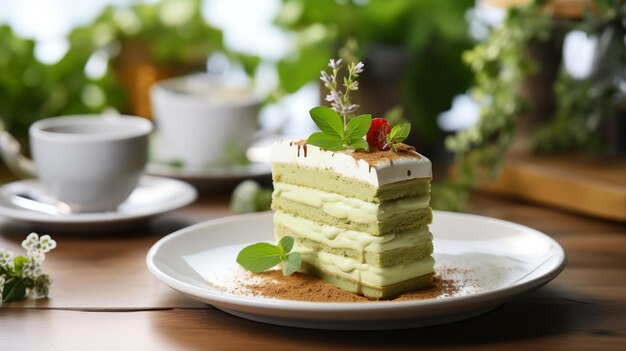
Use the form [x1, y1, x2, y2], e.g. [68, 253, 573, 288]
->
[0, 115, 153, 213]
[150, 74, 262, 170]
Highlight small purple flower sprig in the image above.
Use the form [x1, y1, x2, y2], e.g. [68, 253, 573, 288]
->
[321, 59, 364, 125]
[0, 233, 56, 303]
[308, 59, 372, 151]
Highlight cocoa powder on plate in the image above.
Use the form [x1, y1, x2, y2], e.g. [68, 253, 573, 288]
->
[224, 268, 467, 302]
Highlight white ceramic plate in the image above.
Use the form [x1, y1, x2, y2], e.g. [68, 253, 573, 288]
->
[0, 175, 197, 230]
[146, 211, 566, 330]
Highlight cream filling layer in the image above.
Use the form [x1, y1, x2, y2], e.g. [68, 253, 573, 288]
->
[273, 182, 430, 224]
[271, 139, 432, 186]
[274, 211, 432, 253]
[295, 243, 435, 287]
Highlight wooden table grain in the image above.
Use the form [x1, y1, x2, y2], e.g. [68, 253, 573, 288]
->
[0, 191, 625, 350]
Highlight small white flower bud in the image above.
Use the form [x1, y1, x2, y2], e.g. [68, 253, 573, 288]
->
[328, 58, 343, 69]
[353, 62, 364, 74]
[0, 250, 13, 269]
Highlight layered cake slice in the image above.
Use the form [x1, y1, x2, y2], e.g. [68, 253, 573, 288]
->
[271, 140, 434, 299]
[236, 58, 436, 300]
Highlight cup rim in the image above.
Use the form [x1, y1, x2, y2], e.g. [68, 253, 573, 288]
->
[150, 73, 264, 108]
[30, 115, 153, 142]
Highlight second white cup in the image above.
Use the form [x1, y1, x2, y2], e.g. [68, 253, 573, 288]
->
[150, 74, 262, 170]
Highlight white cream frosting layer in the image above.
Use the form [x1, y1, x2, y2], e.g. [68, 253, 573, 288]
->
[274, 211, 431, 253]
[271, 139, 432, 186]
[295, 243, 435, 287]
[273, 182, 430, 224]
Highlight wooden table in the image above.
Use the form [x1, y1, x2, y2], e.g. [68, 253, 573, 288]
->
[0, 191, 625, 350]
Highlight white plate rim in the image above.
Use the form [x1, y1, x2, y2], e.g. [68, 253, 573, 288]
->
[0, 175, 197, 224]
[146, 211, 567, 326]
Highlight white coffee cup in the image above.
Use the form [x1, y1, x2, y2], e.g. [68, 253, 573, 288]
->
[0, 115, 153, 213]
[150, 74, 262, 170]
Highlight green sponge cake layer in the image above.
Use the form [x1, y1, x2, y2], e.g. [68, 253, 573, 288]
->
[271, 182, 432, 235]
[273, 197, 432, 235]
[274, 212, 433, 267]
[294, 244, 435, 299]
[272, 163, 430, 202]
[300, 263, 434, 300]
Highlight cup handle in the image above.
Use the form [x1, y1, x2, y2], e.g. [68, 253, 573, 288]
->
[0, 121, 36, 178]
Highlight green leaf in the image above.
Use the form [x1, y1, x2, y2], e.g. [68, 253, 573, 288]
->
[13, 255, 29, 275]
[346, 114, 372, 143]
[349, 138, 369, 151]
[388, 123, 411, 144]
[307, 132, 345, 151]
[2, 276, 27, 302]
[309, 106, 344, 137]
[277, 236, 294, 253]
[282, 252, 302, 276]
[236, 243, 285, 273]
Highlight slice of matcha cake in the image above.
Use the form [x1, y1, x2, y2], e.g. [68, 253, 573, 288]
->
[271, 139, 434, 299]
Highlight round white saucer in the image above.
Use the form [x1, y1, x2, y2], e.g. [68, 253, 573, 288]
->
[146, 161, 270, 183]
[146, 133, 271, 192]
[0, 175, 197, 230]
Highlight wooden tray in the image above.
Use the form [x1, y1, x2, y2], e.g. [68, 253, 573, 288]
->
[477, 153, 626, 222]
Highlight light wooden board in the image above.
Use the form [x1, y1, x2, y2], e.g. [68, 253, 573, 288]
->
[478, 153, 626, 221]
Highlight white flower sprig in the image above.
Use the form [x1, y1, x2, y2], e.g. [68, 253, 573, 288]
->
[320, 59, 365, 126]
[0, 233, 56, 303]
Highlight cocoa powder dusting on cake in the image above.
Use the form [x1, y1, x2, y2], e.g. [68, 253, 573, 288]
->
[351, 143, 421, 167]
[227, 268, 466, 302]
[290, 140, 420, 167]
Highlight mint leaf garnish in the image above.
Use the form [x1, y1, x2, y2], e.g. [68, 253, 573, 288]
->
[283, 252, 302, 276]
[309, 106, 344, 137]
[388, 123, 411, 144]
[306, 107, 372, 151]
[236, 236, 302, 275]
[236, 243, 284, 273]
[350, 137, 369, 151]
[307, 132, 345, 151]
[387, 123, 411, 152]
[277, 236, 294, 253]
[346, 114, 372, 144]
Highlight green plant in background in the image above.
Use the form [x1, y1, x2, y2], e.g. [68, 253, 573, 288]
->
[274, 0, 474, 146]
[74, 0, 260, 116]
[0, 25, 121, 137]
[534, 0, 626, 154]
[447, 0, 625, 191]
[446, 1, 552, 184]
[90, 0, 224, 66]
[230, 180, 272, 214]
[0, 0, 260, 137]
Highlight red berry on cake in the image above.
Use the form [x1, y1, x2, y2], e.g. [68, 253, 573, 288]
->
[367, 118, 392, 151]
